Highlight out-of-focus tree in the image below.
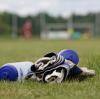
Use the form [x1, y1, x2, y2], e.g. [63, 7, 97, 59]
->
[0, 12, 98, 37]
[0, 12, 11, 36]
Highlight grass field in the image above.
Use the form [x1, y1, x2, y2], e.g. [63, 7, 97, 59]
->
[0, 38, 100, 99]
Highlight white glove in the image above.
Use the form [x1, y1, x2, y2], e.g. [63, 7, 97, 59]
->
[80, 67, 96, 76]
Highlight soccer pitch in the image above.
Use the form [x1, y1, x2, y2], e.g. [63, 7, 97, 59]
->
[0, 38, 100, 99]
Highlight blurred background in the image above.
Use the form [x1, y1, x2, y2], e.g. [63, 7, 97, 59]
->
[0, 0, 100, 40]
[0, 1, 100, 99]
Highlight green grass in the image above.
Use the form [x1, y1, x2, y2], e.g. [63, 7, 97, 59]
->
[0, 38, 100, 99]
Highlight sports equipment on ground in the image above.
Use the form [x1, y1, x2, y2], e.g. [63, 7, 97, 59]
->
[58, 49, 79, 65]
[32, 52, 73, 83]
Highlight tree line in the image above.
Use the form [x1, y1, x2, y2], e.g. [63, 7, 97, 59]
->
[0, 12, 96, 37]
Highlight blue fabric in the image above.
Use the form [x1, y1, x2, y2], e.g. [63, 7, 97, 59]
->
[58, 49, 79, 65]
[68, 66, 82, 78]
[0, 65, 18, 81]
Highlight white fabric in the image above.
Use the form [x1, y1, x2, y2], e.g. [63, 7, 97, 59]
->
[80, 67, 96, 76]
[45, 69, 65, 83]
[42, 63, 71, 83]
[3, 61, 34, 81]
